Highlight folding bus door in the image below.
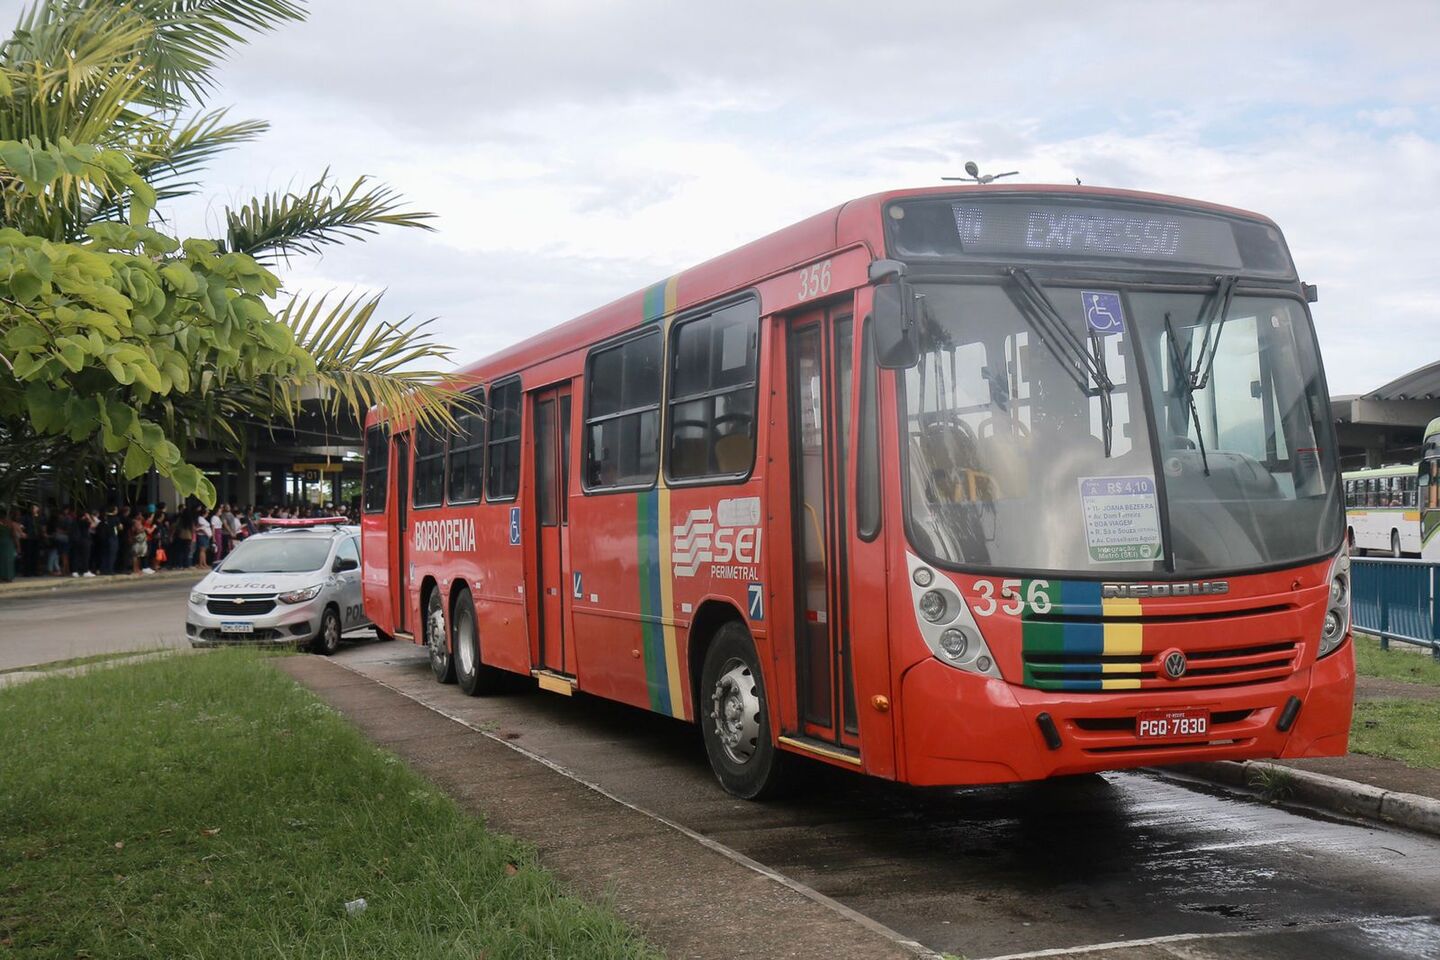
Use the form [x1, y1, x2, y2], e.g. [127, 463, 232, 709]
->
[787, 308, 861, 750]
[533, 383, 574, 675]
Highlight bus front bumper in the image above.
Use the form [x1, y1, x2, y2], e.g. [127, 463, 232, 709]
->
[897, 639, 1355, 787]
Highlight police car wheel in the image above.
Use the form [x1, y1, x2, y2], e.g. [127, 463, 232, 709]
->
[311, 607, 341, 656]
[426, 589, 455, 684]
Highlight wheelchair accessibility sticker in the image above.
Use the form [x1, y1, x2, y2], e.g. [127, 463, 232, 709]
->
[1082, 290, 1125, 335]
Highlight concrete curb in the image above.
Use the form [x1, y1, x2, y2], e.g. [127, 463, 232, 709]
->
[0, 568, 206, 601]
[1168, 760, 1440, 839]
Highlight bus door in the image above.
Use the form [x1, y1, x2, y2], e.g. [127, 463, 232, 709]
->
[533, 383, 574, 674]
[392, 431, 411, 635]
[787, 309, 861, 749]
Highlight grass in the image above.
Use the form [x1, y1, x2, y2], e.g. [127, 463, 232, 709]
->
[1353, 633, 1440, 687]
[1348, 698, 1440, 769]
[0, 649, 661, 959]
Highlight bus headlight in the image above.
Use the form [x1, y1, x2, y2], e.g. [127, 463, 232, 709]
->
[938, 628, 969, 659]
[1318, 551, 1350, 658]
[906, 553, 1003, 680]
[919, 590, 949, 623]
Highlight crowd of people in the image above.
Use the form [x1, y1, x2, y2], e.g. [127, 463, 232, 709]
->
[0, 503, 356, 583]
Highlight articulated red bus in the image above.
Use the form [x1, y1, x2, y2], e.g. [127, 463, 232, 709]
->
[361, 185, 1354, 798]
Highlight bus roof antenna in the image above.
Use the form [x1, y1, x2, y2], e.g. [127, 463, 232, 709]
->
[943, 161, 1019, 185]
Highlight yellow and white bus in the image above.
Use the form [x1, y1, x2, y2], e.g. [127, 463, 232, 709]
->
[1343, 464, 1421, 557]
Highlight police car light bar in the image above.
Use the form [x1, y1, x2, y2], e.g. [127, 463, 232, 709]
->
[256, 516, 349, 528]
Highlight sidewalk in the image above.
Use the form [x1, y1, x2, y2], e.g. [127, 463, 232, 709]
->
[276, 656, 927, 960]
[0, 567, 207, 601]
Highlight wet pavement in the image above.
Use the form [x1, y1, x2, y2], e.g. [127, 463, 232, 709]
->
[330, 638, 1440, 960]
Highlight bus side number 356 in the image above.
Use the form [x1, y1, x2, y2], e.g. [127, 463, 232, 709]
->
[971, 579, 1053, 617]
[797, 259, 832, 301]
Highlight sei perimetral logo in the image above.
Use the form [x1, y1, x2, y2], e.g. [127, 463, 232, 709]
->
[673, 498, 763, 579]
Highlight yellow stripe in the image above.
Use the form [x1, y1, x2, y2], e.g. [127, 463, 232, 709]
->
[1101, 596, 1143, 656]
[656, 279, 686, 721]
[1101, 678, 1142, 690]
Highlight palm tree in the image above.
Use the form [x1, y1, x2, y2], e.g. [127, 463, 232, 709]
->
[0, 0, 468, 457]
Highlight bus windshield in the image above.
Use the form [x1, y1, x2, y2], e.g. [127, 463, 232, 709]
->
[902, 281, 1342, 576]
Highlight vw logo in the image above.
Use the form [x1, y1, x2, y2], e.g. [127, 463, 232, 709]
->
[1161, 648, 1188, 680]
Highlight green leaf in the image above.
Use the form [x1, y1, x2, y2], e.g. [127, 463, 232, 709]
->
[160, 263, 199, 295]
[9, 270, 43, 304]
[123, 442, 152, 480]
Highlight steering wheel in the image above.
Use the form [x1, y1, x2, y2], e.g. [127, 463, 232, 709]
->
[979, 415, 1030, 441]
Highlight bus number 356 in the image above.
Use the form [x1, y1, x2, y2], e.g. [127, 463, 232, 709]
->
[971, 579, 1052, 617]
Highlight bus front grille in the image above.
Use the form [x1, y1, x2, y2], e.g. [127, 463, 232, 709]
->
[1021, 641, 1300, 692]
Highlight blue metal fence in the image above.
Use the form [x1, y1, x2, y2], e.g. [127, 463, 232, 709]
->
[1350, 557, 1440, 659]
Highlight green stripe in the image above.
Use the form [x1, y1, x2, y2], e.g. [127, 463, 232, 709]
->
[636, 492, 665, 711]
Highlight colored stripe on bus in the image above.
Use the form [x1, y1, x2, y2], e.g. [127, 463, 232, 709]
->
[1021, 580, 1146, 691]
[635, 275, 687, 719]
[637, 490, 671, 715]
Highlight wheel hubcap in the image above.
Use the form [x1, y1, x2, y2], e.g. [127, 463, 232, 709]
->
[710, 657, 761, 765]
[457, 612, 475, 673]
[325, 617, 338, 648]
[427, 604, 447, 665]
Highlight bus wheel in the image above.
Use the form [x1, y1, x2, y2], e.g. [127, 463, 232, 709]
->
[425, 589, 455, 684]
[700, 622, 786, 800]
[1391, 530, 1402, 558]
[310, 606, 341, 657]
[452, 587, 502, 696]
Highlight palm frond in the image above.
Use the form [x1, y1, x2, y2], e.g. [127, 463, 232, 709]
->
[275, 291, 476, 436]
[224, 171, 437, 265]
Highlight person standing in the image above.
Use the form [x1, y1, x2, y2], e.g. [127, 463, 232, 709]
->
[72, 509, 94, 577]
[95, 505, 120, 576]
[0, 509, 18, 582]
[129, 515, 149, 575]
[209, 506, 225, 561]
[194, 507, 211, 568]
[20, 504, 38, 577]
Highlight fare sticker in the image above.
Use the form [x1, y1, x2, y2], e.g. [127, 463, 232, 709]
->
[1078, 475, 1162, 563]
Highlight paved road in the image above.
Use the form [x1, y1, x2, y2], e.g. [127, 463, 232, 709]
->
[0, 579, 194, 672]
[330, 640, 1440, 960]
[8, 589, 1440, 959]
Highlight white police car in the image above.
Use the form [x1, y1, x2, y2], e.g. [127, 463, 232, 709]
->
[186, 519, 369, 654]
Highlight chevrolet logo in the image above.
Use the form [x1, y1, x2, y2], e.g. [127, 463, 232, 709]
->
[232, 597, 246, 605]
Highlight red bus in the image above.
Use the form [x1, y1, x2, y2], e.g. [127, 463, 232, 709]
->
[361, 185, 1354, 798]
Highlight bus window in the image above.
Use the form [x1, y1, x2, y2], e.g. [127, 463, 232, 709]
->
[585, 331, 661, 489]
[363, 426, 389, 513]
[486, 378, 522, 501]
[667, 299, 760, 481]
[446, 391, 485, 504]
[857, 320, 881, 540]
[413, 427, 445, 508]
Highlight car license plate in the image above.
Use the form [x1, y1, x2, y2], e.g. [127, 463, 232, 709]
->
[1136, 708, 1209, 740]
[220, 621, 254, 634]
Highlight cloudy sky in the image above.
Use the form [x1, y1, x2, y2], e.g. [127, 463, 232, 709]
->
[169, 0, 1438, 395]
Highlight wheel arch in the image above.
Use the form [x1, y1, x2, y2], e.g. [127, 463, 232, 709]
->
[687, 598, 749, 721]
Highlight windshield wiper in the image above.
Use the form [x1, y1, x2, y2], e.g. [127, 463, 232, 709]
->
[1164, 311, 1211, 477]
[1188, 275, 1238, 391]
[1005, 268, 1115, 455]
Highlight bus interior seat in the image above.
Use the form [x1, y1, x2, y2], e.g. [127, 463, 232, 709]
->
[714, 434, 753, 474]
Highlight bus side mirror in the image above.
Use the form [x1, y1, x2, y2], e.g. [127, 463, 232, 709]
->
[869, 260, 920, 369]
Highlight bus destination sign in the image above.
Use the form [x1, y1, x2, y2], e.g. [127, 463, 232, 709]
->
[950, 201, 1241, 268]
[884, 196, 1294, 277]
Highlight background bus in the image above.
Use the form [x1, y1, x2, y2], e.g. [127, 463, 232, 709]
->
[1424, 417, 1440, 560]
[1343, 465, 1422, 557]
[362, 184, 1354, 799]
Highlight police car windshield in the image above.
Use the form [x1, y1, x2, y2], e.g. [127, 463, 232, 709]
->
[220, 537, 332, 574]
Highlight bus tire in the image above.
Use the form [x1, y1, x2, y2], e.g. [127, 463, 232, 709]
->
[425, 588, 455, 684]
[699, 621, 786, 800]
[310, 606, 342, 657]
[1391, 530, 1402, 558]
[452, 587, 502, 696]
